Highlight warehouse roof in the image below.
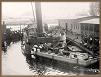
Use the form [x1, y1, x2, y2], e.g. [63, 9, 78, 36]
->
[79, 18, 99, 24]
[58, 16, 99, 23]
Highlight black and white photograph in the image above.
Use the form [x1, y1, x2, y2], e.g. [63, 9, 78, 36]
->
[1, 1, 100, 75]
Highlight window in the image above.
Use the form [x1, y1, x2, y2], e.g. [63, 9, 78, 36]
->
[75, 25, 77, 29]
[89, 24, 93, 31]
[94, 24, 99, 32]
[85, 24, 88, 30]
[78, 25, 79, 29]
[81, 24, 84, 30]
[75, 24, 77, 29]
[77, 25, 78, 29]
[71, 25, 72, 29]
[74, 25, 75, 29]
[76, 25, 78, 29]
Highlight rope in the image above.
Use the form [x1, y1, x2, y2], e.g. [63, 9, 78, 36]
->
[31, 2, 36, 22]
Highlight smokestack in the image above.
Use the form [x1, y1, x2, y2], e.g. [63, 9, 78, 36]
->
[35, 2, 43, 33]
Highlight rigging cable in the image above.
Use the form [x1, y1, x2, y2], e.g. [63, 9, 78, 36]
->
[31, 2, 36, 22]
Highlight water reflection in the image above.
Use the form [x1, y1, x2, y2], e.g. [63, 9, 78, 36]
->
[2, 42, 100, 75]
[25, 55, 100, 75]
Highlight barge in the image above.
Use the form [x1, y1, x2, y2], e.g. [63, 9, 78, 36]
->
[29, 44, 98, 67]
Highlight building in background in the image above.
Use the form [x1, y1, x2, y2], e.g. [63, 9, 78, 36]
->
[2, 21, 6, 34]
[58, 16, 99, 43]
[80, 18, 99, 39]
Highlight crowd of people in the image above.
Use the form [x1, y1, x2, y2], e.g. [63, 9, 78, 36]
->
[81, 36, 99, 55]
[2, 29, 23, 52]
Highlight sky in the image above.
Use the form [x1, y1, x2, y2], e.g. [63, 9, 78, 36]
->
[2, 2, 92, 21]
